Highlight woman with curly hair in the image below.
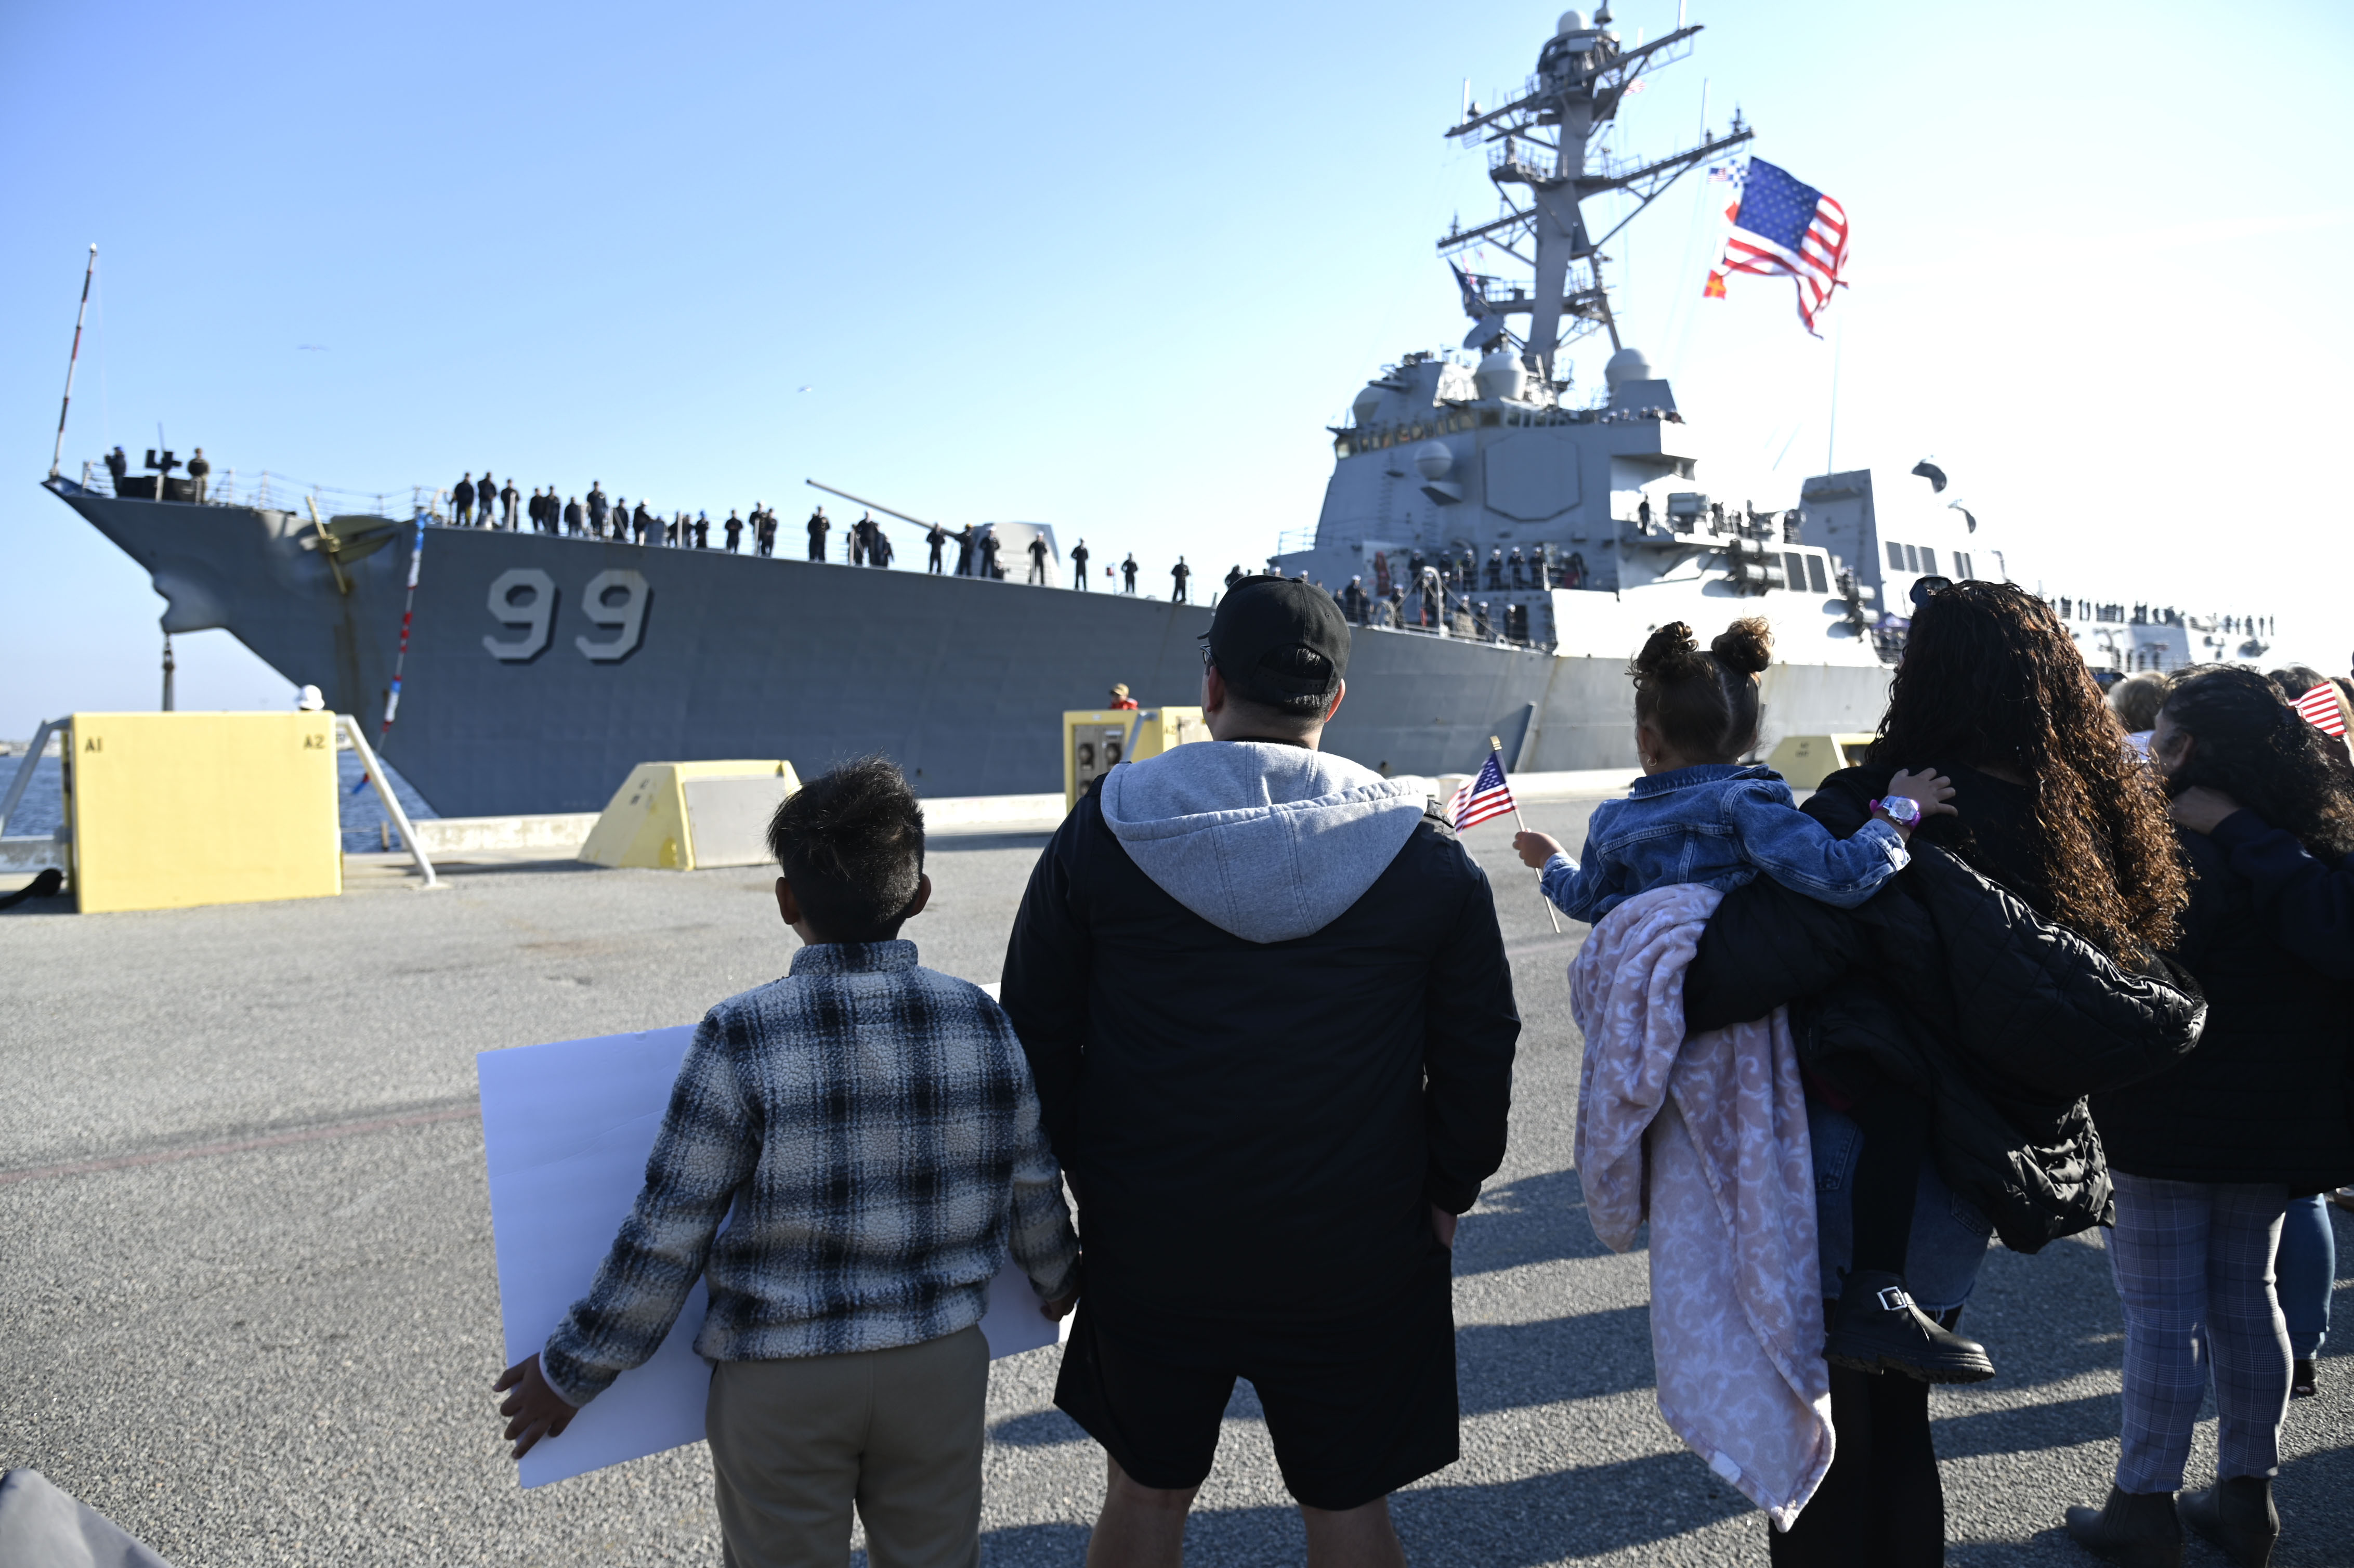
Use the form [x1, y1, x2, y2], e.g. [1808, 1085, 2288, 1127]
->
[1677, 580, 2203, 1566]
[2064, 665, 2354, 1568]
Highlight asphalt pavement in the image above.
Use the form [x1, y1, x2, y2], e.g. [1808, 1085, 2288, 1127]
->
[2, 799, 2347, 1566]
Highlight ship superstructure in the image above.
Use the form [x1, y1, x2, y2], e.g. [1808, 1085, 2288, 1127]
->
[1277, 7, 1882, 677]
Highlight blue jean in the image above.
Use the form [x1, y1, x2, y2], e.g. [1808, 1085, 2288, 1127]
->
[2277, 1192, 2334, 1359]
[1808, 1099, 1991, 1313]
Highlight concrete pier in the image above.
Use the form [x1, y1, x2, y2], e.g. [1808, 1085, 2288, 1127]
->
[2, 796, 2346, 1566]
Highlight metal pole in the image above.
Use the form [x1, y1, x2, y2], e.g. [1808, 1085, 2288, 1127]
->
[49, 245, 97, 479]
[375, 517, 427, 753]
[1492, 733, 1563, 934]
[340, 714, 438, 887]
[161, 634, 176, 711]
[0, 720, 63, 838]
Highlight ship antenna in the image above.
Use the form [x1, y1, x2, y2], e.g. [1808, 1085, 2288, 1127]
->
[1434, 18, 1751, 389]
[49, 243, 97, 481]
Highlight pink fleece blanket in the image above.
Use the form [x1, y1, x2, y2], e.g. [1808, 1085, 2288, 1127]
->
[1570, 883, 1833, 1531]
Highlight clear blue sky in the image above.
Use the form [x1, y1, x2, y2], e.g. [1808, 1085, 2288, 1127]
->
[4, 0, 2349, 734]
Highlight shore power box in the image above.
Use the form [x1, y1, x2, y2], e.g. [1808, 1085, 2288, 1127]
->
[1063, 708, 1208, 812]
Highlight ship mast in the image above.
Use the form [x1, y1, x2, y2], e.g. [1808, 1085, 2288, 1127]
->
[1437, 7, 1753, 392]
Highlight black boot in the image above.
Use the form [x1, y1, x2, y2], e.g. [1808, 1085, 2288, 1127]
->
[2180, 1475, 2278, 1568]
[2063, 1486, 2182, 1568]
[1822, 1269, 1995, 1382]
[2289, 1357, 2316, 1399]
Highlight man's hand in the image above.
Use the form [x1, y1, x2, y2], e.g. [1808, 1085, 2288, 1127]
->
[2169, 786, 2245, 835]
[1431, 1204, 1458, 1250]
[493, 1353, 578, 1460]
[1042, 1288, 1079, 1323]
[1513, 830, 1564, 870]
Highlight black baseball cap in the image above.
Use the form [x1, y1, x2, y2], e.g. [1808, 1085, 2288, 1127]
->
[1201, 576, 1351, 709]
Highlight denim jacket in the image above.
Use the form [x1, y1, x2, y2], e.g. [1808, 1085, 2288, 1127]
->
[1540, 763, 1907, 924]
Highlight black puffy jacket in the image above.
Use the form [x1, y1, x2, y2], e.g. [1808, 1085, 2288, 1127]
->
[1685, 765, 2206, 1252]
[999, 783, 1519, 1321]
[2090, 824, 2354, 1192]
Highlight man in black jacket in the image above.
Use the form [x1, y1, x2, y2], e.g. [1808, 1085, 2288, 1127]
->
[1001, 577, 1518, 1565]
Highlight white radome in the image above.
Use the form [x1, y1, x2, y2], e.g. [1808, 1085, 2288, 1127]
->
[1603, 346, 1653, 388]
[1413, 440, 1456, 481]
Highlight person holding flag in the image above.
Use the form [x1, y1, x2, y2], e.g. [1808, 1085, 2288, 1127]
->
[1514, 617, 1996, 1395]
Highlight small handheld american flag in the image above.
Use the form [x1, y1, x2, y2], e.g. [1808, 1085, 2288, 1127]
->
[1454, 737, 1561, 933]
[1449, 751, 1517, 831]
[2294, 681, 2350, 738]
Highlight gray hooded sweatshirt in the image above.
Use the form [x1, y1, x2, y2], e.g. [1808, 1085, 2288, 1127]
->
[1097, 741, 1430, 944]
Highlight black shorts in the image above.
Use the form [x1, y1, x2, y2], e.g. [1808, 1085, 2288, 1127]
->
[1053, 1259, 1459, 1512]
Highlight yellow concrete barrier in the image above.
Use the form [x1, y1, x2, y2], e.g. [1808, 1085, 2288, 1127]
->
[578, 761, 801, 870]
[68, 712, 341, 913]
[1765, 733, 1876, 790]
[1063, 707, 1208, 811]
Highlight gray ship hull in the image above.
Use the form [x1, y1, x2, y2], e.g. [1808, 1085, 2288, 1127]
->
[49, 482, 1890, 816]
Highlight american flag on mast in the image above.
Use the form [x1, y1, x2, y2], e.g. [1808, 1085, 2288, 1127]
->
[1450, 751, 1519, 831]
[1704, 158, 1850, 335]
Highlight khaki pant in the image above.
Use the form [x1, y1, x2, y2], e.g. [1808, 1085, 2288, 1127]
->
[706, 1326, 988, 1568]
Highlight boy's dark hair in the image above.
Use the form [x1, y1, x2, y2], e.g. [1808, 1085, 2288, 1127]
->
[1630, 617, 1773, 762]
[765, 757, 926, 940]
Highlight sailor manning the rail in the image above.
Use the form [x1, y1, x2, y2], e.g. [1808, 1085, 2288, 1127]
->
[1027, 533, 1051, 585]
[1171, 556, 1191, 604]
[806, 507, 829, 562]
[927, 522, 949, 574]
[1071, 539, 1090, 591]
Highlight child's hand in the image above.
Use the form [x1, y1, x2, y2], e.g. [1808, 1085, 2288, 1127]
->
[1881, 769, 1958, 835]
[494, 1352, 579, 1460]
[1514, 830, 1564, 869]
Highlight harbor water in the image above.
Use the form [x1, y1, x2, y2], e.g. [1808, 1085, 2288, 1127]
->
[0, 744, 440, 854]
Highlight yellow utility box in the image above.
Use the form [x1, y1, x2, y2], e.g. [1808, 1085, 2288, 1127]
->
[68, 711, 342, 913]
[579, 761, 801, 870]
[1766, 733, 1876, 790]
[1063, 707, 1209, 811]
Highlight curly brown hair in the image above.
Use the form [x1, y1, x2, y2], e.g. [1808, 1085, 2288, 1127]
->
[1868, 581, 2186, 960]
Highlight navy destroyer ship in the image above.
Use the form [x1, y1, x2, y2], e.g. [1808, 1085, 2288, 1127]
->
[38, 10, 2272, 818]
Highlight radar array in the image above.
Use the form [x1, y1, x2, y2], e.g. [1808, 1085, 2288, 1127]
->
[1437, 10, 1753, 391]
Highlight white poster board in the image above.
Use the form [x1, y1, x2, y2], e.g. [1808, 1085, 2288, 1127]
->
[479, 1019, 1066, 1489]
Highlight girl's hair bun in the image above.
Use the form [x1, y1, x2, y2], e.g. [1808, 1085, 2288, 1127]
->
[1711, 616, 1774, 677]
[1634, 621, 1705, 681]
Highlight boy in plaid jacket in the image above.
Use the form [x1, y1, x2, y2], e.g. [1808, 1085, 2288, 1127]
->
[495, 758, 1079, 1568]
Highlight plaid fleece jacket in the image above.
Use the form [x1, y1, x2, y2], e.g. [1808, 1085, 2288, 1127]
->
[540, 940, 1079, 1406]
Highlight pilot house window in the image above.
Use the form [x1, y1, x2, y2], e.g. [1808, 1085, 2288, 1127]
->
[1887, 541, 1905, 570]
[1806, 554, 1828, 594]
[1920, 547, 1939, 576]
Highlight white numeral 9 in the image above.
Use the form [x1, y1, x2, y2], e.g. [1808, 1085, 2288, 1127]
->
[576, 570, 650, 661]
[482, 569, 556, 660]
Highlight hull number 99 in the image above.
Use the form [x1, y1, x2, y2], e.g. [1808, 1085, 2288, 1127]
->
[482, 569, 650, 663]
